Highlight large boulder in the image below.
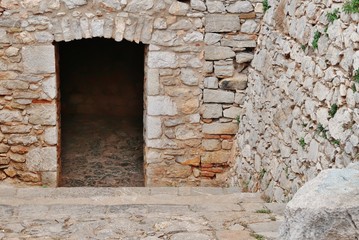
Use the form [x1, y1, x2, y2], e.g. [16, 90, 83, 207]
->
[280, 163, 359, 240]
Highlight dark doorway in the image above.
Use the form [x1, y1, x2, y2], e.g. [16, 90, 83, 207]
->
[57, 38, 145, 187]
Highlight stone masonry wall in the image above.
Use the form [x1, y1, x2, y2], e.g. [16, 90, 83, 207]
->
[230, 0, 359, 201]
[0, 0, 263, 187]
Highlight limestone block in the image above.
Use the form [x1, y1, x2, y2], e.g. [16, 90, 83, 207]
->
[146, 116, 162, 139]
[201, 150, 231, 164]
[1, 125, 31, 134]
[44, 127, 58, 145]
[202, 139, 221, 151]
[223, 106, 240, 119]
[41, 171, 58, 187]
[175, 125, 201, 140]
[205, 46, 235, 61]
[214, 64, 234, 78]
[183, 31, 203, 43]
[205, 14, 240, 32]
[22, 45, 55, 74]
[1, 80, 29, 90]
[8, 134, 37, 146]
[169, 1, 189, 16]
[202, 104, 222, 118]
[207, 1, 225, 13]
[17, 171, 40, 182]
[91, 18, 104, 38]
[0, 144, 10, 153]
[219, 75, 248, 90]
[0, 110, 22, 123]
[204, 77, 218, 89]
[190, 0, 206, 11]
[146, 139, 178, 149]
[205, 33, 222, 45]
[226, 1, 253, 13]
[42, 76, 57, 99]
[147, 96, 177, 116]
[27, 104, 57, 126]
[26, 147, 57, 171]
[146, 68, 160, 95]
[124, 0, 154, 12]
[62, 0, 87, 9]
[236, 52, 254, 64]
[203, 89, 235, 103]
[280, 165, 359, 240]
[328, 109, 352, 142]
[202, 122, 238, 135]
[204, 61, 214, 73]
[175, 155, 200, 166]
[180, 68, 199, 86]
[221, 39, 256, 48]
[148, 51, 177, 68]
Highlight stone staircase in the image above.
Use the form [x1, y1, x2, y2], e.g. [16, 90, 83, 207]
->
[0, 187, 285, 239]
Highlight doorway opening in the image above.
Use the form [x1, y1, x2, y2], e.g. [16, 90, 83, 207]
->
[57, 38, 145, 187]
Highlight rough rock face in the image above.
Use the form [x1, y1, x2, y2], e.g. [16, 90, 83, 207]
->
[280, 163, 359, 239]
[229, 0, 359, 201]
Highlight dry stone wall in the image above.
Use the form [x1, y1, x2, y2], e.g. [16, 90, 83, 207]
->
[230, 0, 359, 201]
[0, 0, 263, 187]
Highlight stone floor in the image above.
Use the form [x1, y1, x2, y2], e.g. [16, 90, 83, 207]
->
[60, 115, 144, 187]
[0, 187, 285, 240]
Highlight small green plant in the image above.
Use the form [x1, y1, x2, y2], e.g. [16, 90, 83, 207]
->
[263, 0, 271, 13]
[343, 0, 359, 14]
[299, 138, 306, 149]
[259, 169, 266, 179]
[328, 104, 338, 118]
[256, 208, 272, 214]
[251, 233, 265, 240]
[331, 139, 340, 146]
[354, 69, 359, 83]
[326, 8, 340, 23]
[317, 123, 328, 139]
[352, 83, 357, 92]
[236, 115, 241, 124]
[301, 44, 307, 51]
[312, 31, 321, 49]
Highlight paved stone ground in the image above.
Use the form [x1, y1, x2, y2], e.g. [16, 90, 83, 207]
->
[0, 187, 285, 240]
[60, 115, 144, 187]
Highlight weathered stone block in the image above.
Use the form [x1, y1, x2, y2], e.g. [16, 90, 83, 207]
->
[175, 125, 201, 140]
[221, 39, 256, 48]
[205, 14, 240, 32]
[169, 1, 189, 16]
[147, 96, 177, 116]
[236, 52, 254, 64]
[202, 139, 221, 151]
[125, 0, 154, 12]
[27, 104, 57, 126]
[148, 51, 177, 68]
[280, 164, 359, 240]
[202, 122, 238, 135]
[204, 46, 235, 60]
[214, 64, 234, 78]
[8, 135, 37, 146]
[44, 127, 58, 145]
[26, 147, 57, 171]
[1, 125, 32, 134]
[42, 76, 57, 99]
[22, 45, 55, 74]
[202, 104, 222, 118]
[146, 68, 160, 96]
[146, 116, 162, 139]
[0, 110, 22, 123]
[226, 1, 253, 13]
[175, 155, 200, 166]
[223, 106, 241, 119]
[62, 0, 87, 9]
[201, 150, 231, 164]
[203, 89, 235, 103]
[204, 77, 218, 89]
[219, 75, 248, 90]
[180, 68, 199, 86]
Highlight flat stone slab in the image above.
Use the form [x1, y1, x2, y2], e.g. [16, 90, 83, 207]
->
[0, 187, 284, 239]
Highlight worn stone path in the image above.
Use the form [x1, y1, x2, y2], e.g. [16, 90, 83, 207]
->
[60, 116, 144, 187]
[0, 187, 285, 240]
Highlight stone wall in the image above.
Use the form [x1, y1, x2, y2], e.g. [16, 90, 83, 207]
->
[230, 0, 359, 201]
[0, 0, 263, 187]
